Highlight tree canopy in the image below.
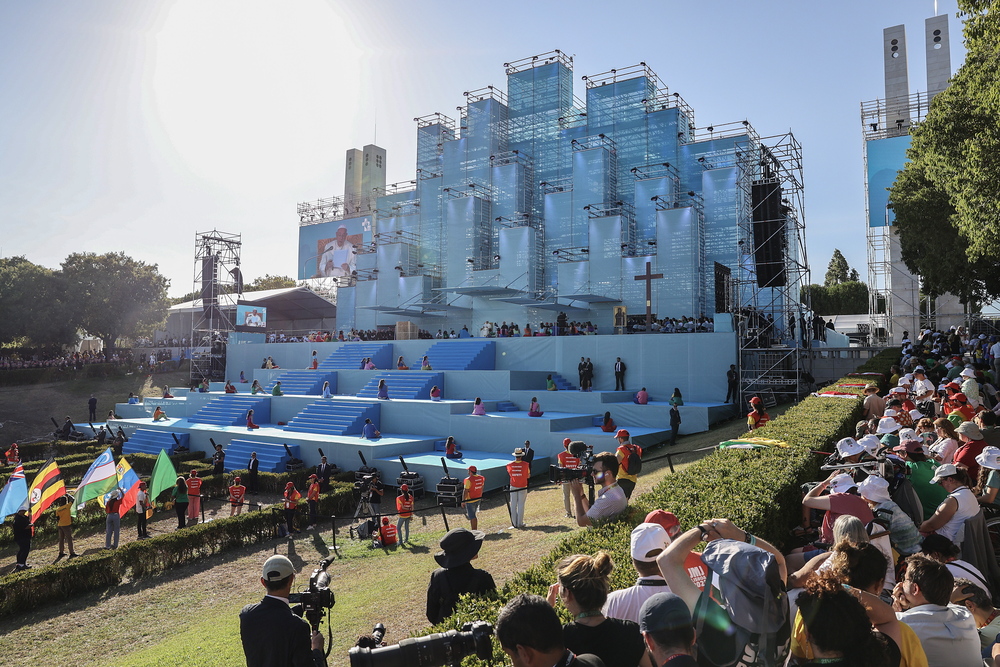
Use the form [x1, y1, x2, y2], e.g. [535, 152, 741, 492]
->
[803, 250, 868, 315]
[246, 274, 297, 291]
[888, 0, 1000, 304]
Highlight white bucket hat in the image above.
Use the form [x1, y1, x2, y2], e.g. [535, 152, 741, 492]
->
[876, 417, 899, 434]
[858, 434, 881, 456]
[858, 475, 892, 503]
[976, 447, 1000, 471]
[898, 428, 917, 442]
[836, 437, 864, 458]
[828, 473, 857, 494]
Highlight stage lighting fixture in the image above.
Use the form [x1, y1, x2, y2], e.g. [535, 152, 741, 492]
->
[372, 269, 379, 274]
[394, 266, 403, 271]
[581, 248, 589, 253]
[647, 240, 657, 246]
[698, 157, 705, 163]
[870, 123, 878, 132]
[707, 126, 714, 132]
[494, 255, 501, 261]
[688, 191, 696, 197]
[742, 120, 749, 126]
[467, 258, 475, 263]
[895, 119, 905, 130]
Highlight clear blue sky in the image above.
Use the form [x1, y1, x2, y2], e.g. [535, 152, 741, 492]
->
[0, 0, 962, 296]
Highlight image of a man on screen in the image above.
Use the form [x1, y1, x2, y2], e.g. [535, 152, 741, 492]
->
[245, 309, 264, 328]
[319, 225, 357, 278]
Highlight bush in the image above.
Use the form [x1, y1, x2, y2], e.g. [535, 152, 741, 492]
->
[426, 348, 901, 662]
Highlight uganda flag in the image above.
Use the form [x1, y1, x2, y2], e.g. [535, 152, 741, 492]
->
[29, 457, 66, 523]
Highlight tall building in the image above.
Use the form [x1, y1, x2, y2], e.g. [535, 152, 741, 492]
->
[864, 15, 960, 344]
[300, 51, 807, 361]
[344, 144, 386, 215]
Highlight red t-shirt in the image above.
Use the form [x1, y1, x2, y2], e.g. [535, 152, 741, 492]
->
[507, 460, 530, 489]
[820, 493, 875, 543]
[379, 523, 398, 546]
[955, 439, 987, 482]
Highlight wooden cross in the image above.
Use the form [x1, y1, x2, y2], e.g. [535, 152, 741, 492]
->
[633, 261, 663, 333]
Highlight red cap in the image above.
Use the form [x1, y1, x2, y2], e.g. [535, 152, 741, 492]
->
[190, 470, 198, 476]
[233, 477, 240, 483]
[645, 510, 681, 536]
[615, 429, 630, 439]
[946, 382, 961, 391]
[382, 517, 390, 524]
[400, 483, 409, 491]
[563, 438, 572, 447]
[954, 393, 968, 402]
[468, 466, 478, 474]
[308, 474, 318, 480]
[285, 481, 295, 488]
[749, 396, 763, 405]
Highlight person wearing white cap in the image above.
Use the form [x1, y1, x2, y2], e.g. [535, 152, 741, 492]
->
[319, 224, 356, 278]
[240, 554, 325, 666]
[603, 523, 673, 624]
[959, 367, 980, 408]
[858, 476, 922, 556]
[788, 471, 874, 571]
[876, 416, 900, 449]
[919, 464, 979, 547]
[973, 446, 1000, 506]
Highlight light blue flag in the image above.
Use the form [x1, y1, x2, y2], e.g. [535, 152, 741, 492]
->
[0, 464, 28, 518]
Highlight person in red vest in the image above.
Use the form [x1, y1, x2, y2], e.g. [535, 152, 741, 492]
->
[283, 481, 301, 536]
[463, 466, 485, 530]
[378, 516, 398, 547]
[747, 396, 770, 430]
[557, 438, 581, 518]
[306, 474, 321, 530]
[614, 429, 643, 499]
[228, 476, 247, 516]
[6, 443, 20, 466]
[507, 447, 530, 529]
[186, 470, 203, 525]
[396, 484, 414, 544]
[105, 488, 123, 549]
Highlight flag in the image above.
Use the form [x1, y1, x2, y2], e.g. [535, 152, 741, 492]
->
[103, 457, 140, 515]
[149, 448, 177, 506]
[0, 464, 28, 518]
[28, 457, 65, 522]
[73, 448, 118, 514]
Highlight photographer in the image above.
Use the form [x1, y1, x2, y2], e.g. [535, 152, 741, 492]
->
[569, 451, 627, 528]
[496, 593, 606, 667]
[240, 554, 326, 667]
[365, 471, 385, 518]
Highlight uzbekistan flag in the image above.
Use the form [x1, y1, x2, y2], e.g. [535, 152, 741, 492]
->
[28, 457, 66, 522]
[74, 448, 118, 514]
[102, 457, 141, 515]
[0, 464, 28, 518]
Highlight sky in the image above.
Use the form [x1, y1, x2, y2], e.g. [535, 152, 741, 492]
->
[0, 0, 964, 297]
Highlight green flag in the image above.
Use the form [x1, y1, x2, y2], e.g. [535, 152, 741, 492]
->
[149, 448, 177, 504]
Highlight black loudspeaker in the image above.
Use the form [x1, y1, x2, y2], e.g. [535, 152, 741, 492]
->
[201, 256, 218, 310]
[751, 181, 787, 288]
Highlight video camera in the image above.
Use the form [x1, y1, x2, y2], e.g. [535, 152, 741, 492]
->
[349, 621, 494, 667]
[548, 440, 594, 484]
[355, 473, 378, 495]
[289, 557, 336, 631]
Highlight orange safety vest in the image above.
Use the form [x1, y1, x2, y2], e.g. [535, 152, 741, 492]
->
[464, 475, 485, 501]
[307, 482, 321, 502]
[396, 495, 413, 518]
[557, 451, 580, 468]
[284, 490, 300, 509]
[507, 460, 530, 489]
[229, 485, 246, 503]
[747, 411, 770, 430]
[186, 478, 202, 495]
[379, 523, 398, 545]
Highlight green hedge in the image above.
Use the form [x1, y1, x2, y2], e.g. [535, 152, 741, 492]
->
[428, 348, 900, 663]
[0, 363, 129, 388]
[0, 482, 356, 618]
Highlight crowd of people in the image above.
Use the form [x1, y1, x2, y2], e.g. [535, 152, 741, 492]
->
[0, 349, 130, 371]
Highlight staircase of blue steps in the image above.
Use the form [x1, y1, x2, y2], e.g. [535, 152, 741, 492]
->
[551, 373, 576, 391]
[284, 400, 381, 436]
[123, 429, 189, 456]
[420, 340, 495, 370]
[188, 395, 270, 426]
[224, 440, 299, 474]
[496, 401, 518, 412]
[317, 343, 393, 370]
[355, 371, 443, 400]
[263, 370, 335, 395]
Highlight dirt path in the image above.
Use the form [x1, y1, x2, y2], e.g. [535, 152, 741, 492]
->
[0, 405, 788, 666]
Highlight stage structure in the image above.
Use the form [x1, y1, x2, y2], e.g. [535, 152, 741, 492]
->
[299, 52, 809, 391]
[191, 230, 242, 383]
[863, 16, 962, 345]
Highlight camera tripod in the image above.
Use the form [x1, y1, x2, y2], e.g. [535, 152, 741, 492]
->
[353, 495, 376, 520]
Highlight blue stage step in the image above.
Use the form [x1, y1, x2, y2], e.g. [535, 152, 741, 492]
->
[317, 342, 393, 370]
[419, 340, 495, 370]
[284, 400, 381, 436]
[123, 429, 190, 456]
[356, 371, 443, 400]
[189, 395, 270, 427]
[496, 401, 518, 412]
[551, 373, 576, 391]
[224, 440, 300, 474]
[264, 370, 336, 395]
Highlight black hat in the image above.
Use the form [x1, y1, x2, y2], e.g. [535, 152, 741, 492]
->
[434, 528, 485, 568]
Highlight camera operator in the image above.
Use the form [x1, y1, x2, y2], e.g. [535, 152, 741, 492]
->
[240, 554, 326, 667]
[365, 471, 384, 518]
[496, 593, 605, 667]
[569, 451, 627, 527]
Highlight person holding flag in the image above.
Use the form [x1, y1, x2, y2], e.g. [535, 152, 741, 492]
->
[186, 470, 203, 525]
[28, 457, 66, 524]
[13, 506, 31, 570]
[0, 463, 30, 569]
[149, 448, 178, 512]
[105, 488, 123, 549]
[135, 481, 150, 539]
[229, 476, 247, 516]
[53, 495, 78, 560]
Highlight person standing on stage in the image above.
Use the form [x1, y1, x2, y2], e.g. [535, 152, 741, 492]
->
[614, 357, 627, 391]
[507, 447, 530, 529]
[725, 364, 738, 403]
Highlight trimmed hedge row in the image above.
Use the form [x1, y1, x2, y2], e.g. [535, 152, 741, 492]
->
[429, 348, 900, 662]
[0, 363, 130, 388]
[0, 482, 357, 618]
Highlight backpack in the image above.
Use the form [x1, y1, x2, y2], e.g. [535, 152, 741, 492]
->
[619, 443, 643, 476]
[695, 539, 789, 667]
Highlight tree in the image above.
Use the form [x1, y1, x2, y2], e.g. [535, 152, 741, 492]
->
[889, 0, 1000, 303]
[801, 281, 869, 315]
[246, 274, 297, 291]
[0, 257, 78, 349]
[824, 249, 851, 287]
[61, 252, 169, 350]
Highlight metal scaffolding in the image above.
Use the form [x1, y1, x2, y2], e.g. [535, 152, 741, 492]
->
[191, 230, 242, 383]
[734, 132, 811, 403]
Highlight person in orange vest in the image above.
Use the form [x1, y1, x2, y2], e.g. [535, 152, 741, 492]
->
[6, 442, 20, 466]
[463, 465, 485, 530]
[747, 396, 770, 430]
[378, 516, 398, 547]
[614, 429, 643, 499]
[283, 481, 302, 537]
[186, 470, 203, 525]
[507, 447, 530, 529]
[557, 438, 581, 518]
[228, 476, 247, 516]
[396, 484, 414, 544]
[306, 474, 321, 530]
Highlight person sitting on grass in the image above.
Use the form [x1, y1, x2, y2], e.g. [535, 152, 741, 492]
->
[152, 407, 168, 422]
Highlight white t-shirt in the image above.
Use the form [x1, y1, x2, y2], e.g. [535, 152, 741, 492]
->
[603, 576, 671, 624]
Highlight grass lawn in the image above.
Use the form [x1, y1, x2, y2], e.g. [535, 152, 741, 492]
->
[0, 389, 793, 666]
